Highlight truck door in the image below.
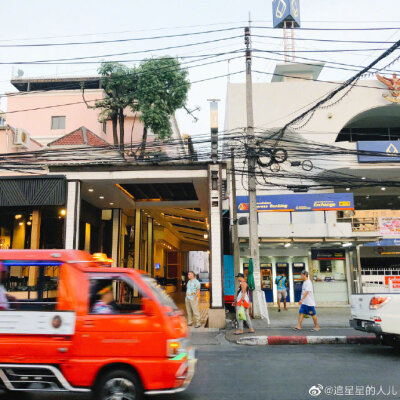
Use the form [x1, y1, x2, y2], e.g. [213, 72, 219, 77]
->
[74, 273, 164, 359]
[0, 261, 74, 362]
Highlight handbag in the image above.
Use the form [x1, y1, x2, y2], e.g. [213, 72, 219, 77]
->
[238, 305, 247, 321]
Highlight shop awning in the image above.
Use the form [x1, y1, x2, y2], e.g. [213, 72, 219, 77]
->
[0, 176, 66, 207]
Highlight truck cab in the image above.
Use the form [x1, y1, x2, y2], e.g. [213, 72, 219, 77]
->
[0, 250, 195, 399]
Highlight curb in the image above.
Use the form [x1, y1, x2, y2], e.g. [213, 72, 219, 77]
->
[236, 335, 377, 346]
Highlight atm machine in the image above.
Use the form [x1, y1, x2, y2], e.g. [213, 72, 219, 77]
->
[243, 263, 273, 303]
[261, 263, 273, 302]
[292, 262, 305, 302]
[276, 262, 290, 302]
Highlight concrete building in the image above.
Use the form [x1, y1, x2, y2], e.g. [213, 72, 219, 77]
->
[225, 62, 400, 305]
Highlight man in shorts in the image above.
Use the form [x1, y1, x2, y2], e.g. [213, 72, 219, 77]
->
[275, 272, 288, 312]
[294, 270, 320, 331]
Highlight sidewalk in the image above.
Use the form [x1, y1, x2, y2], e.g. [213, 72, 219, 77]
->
[225, 306, 378, 346]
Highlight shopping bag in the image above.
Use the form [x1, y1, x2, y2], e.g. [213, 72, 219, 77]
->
[238, 305, 247, 321]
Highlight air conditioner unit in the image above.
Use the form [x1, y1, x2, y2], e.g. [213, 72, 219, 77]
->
[14, 128, 30, 149]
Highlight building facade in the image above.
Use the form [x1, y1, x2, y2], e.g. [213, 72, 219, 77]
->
[225, 62, 400, 305]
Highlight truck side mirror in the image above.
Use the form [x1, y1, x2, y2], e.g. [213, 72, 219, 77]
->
[142, 298, 157, 316]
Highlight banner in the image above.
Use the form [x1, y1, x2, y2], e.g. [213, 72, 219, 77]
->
[379, 217, 400, 236]
[237, 193, 354, 213]
[357, 141, 400, 163]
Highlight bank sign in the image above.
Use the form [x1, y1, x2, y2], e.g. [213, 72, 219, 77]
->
[357, 141, 400, 163]
[237, 193, 354, 213]
[272, 0, 301, 28]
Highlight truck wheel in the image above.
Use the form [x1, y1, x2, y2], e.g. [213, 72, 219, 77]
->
[95, 369, 143, 400]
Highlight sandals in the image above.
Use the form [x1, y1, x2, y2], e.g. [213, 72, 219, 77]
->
[292, 327, 302, 331]
[234, 330, 243, 335]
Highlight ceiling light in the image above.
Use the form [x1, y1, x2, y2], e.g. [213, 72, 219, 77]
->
[27, 221, 32, 226]
[361, 177, 366, 180]
[381, 187, 386, 191]
[203, 233, 209, 239]
[14, 214, 22, 220]
[99, 196, 104, 199]
[60, 209, 66, 216]
[366, 195, 370, 199]
[342, 242, 353, 247]
[346, 188, 350, 191]
[88, 188, 94, 192]
[18, 222, 24, 226]
[284, 243, 292, 248]
[109, 202, 114, 205]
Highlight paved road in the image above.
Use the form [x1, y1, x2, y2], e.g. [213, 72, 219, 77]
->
[5, 338, 400, 400]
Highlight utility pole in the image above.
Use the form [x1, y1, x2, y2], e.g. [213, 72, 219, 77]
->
[245, 26, 264, 319]
[231, 149, 241, 297]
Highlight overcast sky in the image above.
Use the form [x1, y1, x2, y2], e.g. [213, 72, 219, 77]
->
[1, 0, 399, 138]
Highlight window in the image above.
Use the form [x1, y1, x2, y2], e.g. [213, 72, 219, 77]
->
[102, 121, 107, 134]
[0, 261, 61, 311]
[89, 276, 145, 314]
[51, 116, 66, 130]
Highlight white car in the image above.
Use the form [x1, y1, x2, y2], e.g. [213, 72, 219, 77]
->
[349, 293, 400, 350]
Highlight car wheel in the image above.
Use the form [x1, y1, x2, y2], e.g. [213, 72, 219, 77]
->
[95, 369, 143, 400]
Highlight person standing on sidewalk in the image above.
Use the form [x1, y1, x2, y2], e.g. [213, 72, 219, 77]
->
[185, 271, 201, 328]
[235, 273, 255, 335]
[275, 272, 288, 312]
[294, 270, 320, 331]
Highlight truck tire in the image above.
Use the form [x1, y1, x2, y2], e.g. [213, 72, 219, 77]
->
[94, 369, 143, 400]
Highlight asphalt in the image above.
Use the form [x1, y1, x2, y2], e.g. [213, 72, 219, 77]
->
[6, 336, 400, 400]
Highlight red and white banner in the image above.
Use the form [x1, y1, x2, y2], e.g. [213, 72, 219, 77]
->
[385, 276, 400, 289]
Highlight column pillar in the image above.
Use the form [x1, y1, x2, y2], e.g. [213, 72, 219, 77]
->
[30, 210, 41, 249]
[134, 209, 143, 269]
[208, 164, 225, 328]
[65, 181, 81, 250]
[345, 250, 352, 303]
[146, 216, 154, 275]
[111, 209, 121, 268]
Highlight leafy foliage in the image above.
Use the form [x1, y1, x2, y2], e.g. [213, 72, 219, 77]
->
[135, 57, 190, 139]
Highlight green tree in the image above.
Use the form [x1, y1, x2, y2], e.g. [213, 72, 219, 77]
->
[135, 57, 190, 158]
[92, 62, 136, 152]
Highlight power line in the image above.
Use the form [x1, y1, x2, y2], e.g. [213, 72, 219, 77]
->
[0, 36, 243, 65]
[0, 27, 244, 48]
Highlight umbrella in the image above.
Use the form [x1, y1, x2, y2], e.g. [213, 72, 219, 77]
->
[247, 258, 255, 290]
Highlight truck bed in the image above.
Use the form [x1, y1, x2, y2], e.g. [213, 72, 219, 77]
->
[350, 293, 400, 337]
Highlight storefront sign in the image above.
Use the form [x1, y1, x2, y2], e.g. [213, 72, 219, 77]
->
[364, 239, 400, 247]
[385, 276, 400, 289]
[311, 249, 345, 260]
[237, 193, 354, 213]
[357, 141, 400, 163]
[379, 217, 400, 236]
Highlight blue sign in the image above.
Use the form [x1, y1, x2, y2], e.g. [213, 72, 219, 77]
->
[272, 0, 301, 28]
[357, 141, 400, 163]
[364, 239, 400, 247]
[237, 193, 354, 213]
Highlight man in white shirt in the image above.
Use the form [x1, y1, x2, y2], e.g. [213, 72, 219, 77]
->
[293, 270, 320, 331]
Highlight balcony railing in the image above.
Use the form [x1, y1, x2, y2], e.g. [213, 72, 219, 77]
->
[337, 217, 379, 232]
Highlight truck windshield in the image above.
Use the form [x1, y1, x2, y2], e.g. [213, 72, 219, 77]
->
[141, 276, 179, 311]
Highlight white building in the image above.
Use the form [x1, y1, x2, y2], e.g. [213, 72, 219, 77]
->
[225, 62, 400, 305]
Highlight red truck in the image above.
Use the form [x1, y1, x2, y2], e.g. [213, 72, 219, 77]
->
[0, 250, 195, 399]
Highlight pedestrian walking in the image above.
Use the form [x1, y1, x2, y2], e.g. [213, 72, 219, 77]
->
[275, 271, 288, 312]
[185, 271, 201, 328]
[293, 270, 320, 331]
[235, 273, 255, 335]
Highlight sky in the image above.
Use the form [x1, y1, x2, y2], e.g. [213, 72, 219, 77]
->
[0, 0, 399, 138]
